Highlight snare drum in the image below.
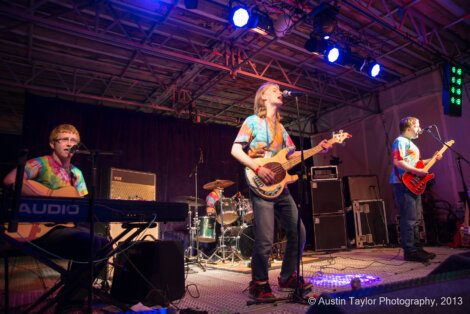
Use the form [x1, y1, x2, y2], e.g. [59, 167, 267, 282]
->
[196, 216, 216, 243]
[215, 198, 238, 225]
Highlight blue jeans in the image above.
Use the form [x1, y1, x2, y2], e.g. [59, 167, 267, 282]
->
[392, 183, 423, 252]
[250, 189, 306, 282]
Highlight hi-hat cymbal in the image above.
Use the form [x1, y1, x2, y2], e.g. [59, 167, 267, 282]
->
[203, 179, 235, 190]
[172, 195, 205, 206]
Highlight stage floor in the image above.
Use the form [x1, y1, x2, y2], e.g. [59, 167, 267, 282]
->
[2, 246, 469, 313]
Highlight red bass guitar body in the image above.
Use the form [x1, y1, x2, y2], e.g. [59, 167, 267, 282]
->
[402, 160, 435, 195]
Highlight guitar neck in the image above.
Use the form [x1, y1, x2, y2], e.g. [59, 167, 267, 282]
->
[423, 143, 451, 171]
[284, 140, 333, 170]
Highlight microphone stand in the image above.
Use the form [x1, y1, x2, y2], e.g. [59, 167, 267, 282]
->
[423, 128, 470, 226]
[292, 95, 308, 303]
[74, 143, 120, 312]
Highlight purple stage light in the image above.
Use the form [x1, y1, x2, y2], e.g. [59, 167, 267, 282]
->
[309, 273, 381, 287]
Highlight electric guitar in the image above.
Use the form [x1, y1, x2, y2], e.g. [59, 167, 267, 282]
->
[402, 140, 455, 195]
[3, 180, 79, 241]
[245, 131, 351, 200]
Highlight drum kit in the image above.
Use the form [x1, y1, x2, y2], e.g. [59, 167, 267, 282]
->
[174, 179, 256, 267]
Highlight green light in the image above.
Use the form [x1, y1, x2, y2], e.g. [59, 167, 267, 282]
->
[451, 87, 455, 93]
[457, 79, 462, 85]
[457, 68, 462, 75]
[452, 77, 456, 83]
[451, 97, 455, 103]
[456, 99, 461, 105]
[452, 66, 456, 73]
[457, 89, 461, 95]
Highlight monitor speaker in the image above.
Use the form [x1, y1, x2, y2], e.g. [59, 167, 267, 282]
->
[313, 213, 347, 251]
[111, 240, 185, 306]
[311, 180, 344, 215]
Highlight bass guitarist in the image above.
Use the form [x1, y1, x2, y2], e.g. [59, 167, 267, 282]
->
[390, 116, 441, 263]
[231, 82, 331, 301]
[3, 123, 110, 312]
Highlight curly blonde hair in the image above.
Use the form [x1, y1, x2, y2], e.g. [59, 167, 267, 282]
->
[49, 124, 80, 143]
[253, 82, 281, 120]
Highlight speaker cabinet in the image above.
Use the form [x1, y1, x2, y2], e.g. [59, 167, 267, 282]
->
[311, 179, 344, 215]
[111, 240, 185, 306]
[343, 175, 380, 206]
[346, 200, 389, 248]
[313, 214, 347, 251]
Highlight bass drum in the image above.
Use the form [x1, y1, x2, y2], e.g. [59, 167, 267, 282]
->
[222, 225, 255, 260]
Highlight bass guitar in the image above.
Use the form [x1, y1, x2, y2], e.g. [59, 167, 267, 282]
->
[245, 130, 351, 200]
[3, 180, 79, 241]
[402, 140, 455, 195]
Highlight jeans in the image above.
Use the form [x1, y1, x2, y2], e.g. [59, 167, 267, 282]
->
[250, 189, 306, 282]
[392, 183, 423, 252]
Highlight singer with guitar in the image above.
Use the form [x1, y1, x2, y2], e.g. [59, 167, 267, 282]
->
[231, 82, 333, 301]
[390, 117, 441, 264]
[3, 124, 110, 312]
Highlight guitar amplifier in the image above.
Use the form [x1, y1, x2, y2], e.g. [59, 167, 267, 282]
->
[101, 168, 159, 241]
[311, 179, 344, 215]
[313, 214, 348, 251]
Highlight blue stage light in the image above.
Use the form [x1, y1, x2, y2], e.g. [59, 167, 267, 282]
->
[369, 62, 381, 77]
[326, 47, 339, 63]
[230, 7, 250, 28]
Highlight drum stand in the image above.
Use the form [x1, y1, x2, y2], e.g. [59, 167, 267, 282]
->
[208, 190, 244, 264]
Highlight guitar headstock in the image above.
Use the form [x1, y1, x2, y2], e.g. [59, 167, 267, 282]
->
[331, 130, 352, 144]
[446, 140, 455, 147]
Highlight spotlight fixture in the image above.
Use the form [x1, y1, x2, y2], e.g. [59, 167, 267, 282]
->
[250, 11, 273, 36]
[310, 3, 340, 38]
[325, 46, 340, 63]
[230, 6, 251, 28]
[361, 58, 382, 77]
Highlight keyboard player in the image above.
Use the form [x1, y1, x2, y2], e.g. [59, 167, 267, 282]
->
[3, 123, 111, 313]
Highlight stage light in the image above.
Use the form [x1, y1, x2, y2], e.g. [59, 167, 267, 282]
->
[310, 3, 340, 38]
[325, 47, 340, 63]
[369, 62, 381, 77]
[250, 11, 273, 36]
[230, 7, 250, 28]
[443, 63, 464, 116]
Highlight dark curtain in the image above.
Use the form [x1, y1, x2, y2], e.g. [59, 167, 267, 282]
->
[22, 93, 316, 244]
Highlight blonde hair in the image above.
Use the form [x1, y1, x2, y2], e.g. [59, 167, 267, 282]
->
[399, 116, 418, 133]
[49, 124, 80, 143]
[253, 82, 281, 120]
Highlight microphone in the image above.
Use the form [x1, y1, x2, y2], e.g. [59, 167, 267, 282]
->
[418, 125, 433, 134]
[69, 144, 80, 154]
[282, 90, 304, 97]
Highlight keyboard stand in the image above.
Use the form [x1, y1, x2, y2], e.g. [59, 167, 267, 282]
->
[0, 223, 150, 313]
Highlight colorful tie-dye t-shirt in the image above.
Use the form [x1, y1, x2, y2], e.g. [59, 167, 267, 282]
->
[206, 190, 221, 208]
[234, 115, 296, 157]
[389, 136, 420, 184]
[24, 155, 88, 196]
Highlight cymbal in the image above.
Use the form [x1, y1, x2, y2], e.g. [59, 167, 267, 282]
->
[172, 195, 205, 207]
[203, 179, 235, 190]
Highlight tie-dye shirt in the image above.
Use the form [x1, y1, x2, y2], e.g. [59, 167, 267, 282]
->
[24, 155, 88, 196]
[206, 189, 221, 208]
[234, 115, 296, 156]
[389, 136, 420, 184]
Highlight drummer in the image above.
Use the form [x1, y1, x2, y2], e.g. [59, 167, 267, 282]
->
[205, 187, 222, 216]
